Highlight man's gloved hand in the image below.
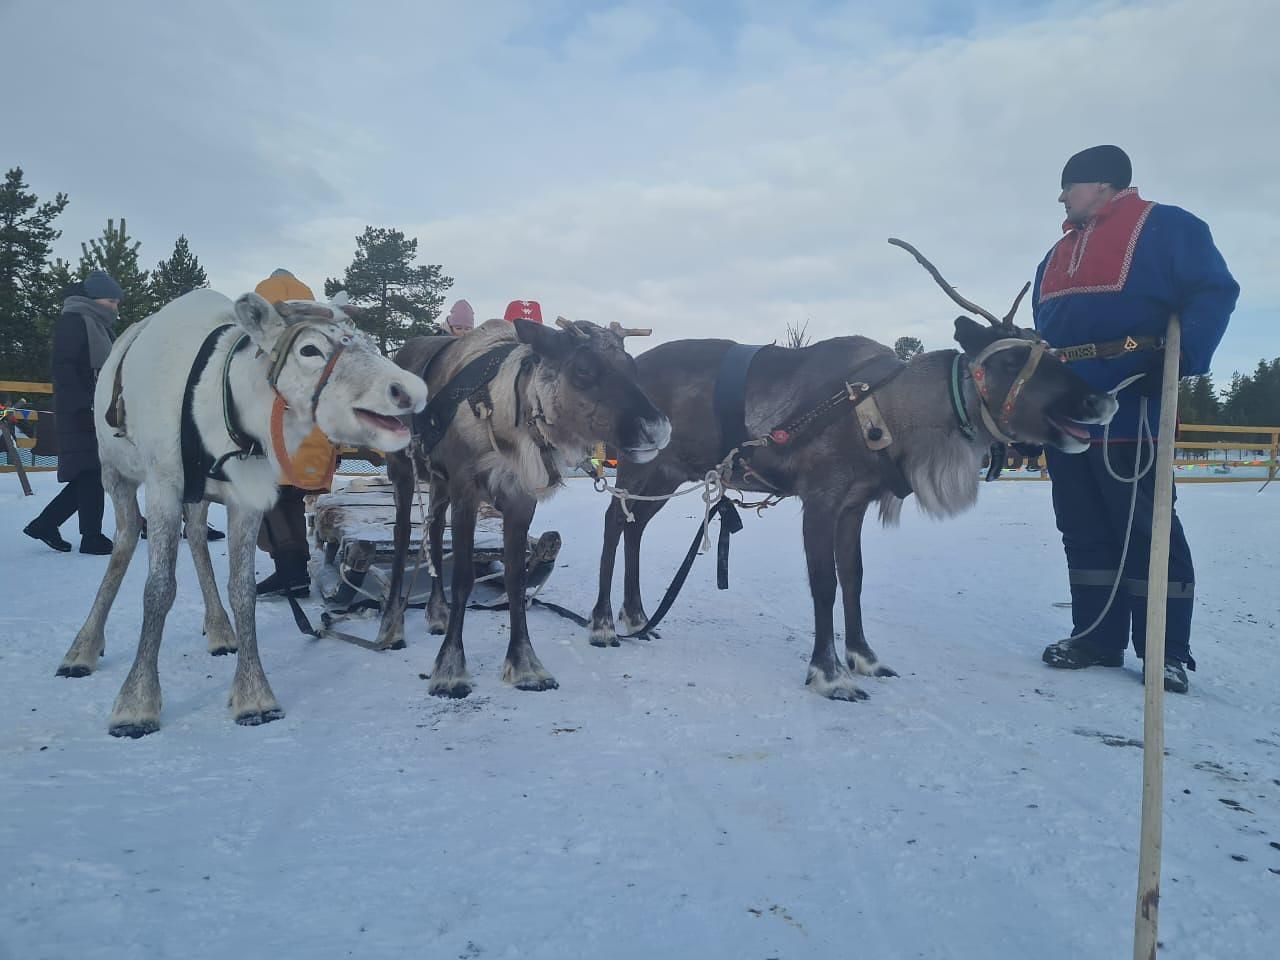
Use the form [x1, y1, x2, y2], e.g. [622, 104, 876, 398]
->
[1011, 441, 1044, 458]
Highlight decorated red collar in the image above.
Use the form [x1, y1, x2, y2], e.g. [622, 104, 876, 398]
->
[1039, 188, 1156, 301]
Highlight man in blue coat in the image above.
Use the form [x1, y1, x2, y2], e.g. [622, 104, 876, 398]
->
[1032, 145, 1238, 693]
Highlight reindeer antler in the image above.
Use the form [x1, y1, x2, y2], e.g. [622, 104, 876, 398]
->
[608, 321, 652, 339]
[555, 316, 590, 338]
[887, 238, 1006, 329]
[1002, 282, 1031, 326]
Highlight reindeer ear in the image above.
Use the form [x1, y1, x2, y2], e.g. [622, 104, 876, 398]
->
[513, 318, 570, 361]
[233, 292, 289, 351]
[953, 315, 998, 356]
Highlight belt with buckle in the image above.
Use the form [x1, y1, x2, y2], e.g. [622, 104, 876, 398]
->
[1054, 335, 1165, 362]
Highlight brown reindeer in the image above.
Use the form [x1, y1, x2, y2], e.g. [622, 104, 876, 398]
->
[589, 241, 1120, 700]
[376, 317, 670, 698]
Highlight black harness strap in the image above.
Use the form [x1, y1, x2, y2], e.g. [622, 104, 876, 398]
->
[414, 342, 520, 455]
[714, 344, 765, 460]
[181, 325, 236, 504]
[616, 498, 742, 639]
[208, 334, 263, 482]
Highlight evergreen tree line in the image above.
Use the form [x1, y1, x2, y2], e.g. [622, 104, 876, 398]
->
[1, 165, 452, 381]
[1178, 365, 1280, 435]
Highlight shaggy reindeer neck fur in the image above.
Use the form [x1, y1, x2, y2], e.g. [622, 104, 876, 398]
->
[869, 349, 992, 526]
[422, 321, 591, 501]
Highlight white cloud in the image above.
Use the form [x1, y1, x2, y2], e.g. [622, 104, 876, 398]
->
[3, 0, 1274, 383]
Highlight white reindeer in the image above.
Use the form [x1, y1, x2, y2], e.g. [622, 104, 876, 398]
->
[56, 289, 428, 737]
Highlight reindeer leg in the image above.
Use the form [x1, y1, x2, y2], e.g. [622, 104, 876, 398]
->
[589, 496, 627, 647]
[184, 500, 236, 656]
[428, 493, 476, 699]
[374, 451, 415, 651]
[500, 493, 558, 691]
[107, 485, 183, 737]
[802, 502, 867, 701]
[58, 466, 141, 678]
[225, 501, 283, 726]
[618, 495, 670, 639]
[836, 502, 897, 678]
[425, 474, 450, 635]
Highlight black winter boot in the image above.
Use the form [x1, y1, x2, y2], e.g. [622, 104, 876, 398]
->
[24, 520, 72, 553]
[256, 550, 311, 598]
[1042, 636, 1125, 669]
[1043, 579, 1128, 669]
[79, 533, 114, 555]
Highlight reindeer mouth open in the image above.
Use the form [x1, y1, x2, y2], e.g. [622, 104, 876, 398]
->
[1048, 414, 1094, 443]
[354, 408, 410, 439]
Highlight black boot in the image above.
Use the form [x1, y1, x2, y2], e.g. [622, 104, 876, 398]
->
[79, 533, 114, 555]
[256, 550, 311, 598]
[24, 520, 72, 553]
[1042, 636, 1125, 669]
[1043, 577, 1127, 669]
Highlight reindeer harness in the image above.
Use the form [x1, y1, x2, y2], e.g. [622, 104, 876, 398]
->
[176, 313, 348, 504]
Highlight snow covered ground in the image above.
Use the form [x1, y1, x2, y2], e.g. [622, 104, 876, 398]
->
[2, 471, 1277, 960]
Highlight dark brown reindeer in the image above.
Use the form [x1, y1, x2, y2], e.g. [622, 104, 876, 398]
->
[589, 240, 1119, 700]
[376, 317, 670, 698]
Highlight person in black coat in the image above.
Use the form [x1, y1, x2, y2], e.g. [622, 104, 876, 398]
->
[24, 271, 122, 554]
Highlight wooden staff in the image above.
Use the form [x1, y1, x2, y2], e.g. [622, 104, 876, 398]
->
[1, 416, 33, 496]
[1133, 313, 1181, 960]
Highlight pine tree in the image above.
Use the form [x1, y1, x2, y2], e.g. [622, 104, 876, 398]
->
[0, 166, 69, 379]
[150, 234, 208, 307]
[78, 217, 155, 330]
[894, 335, 924, 361]
[325, 226, 453, 352]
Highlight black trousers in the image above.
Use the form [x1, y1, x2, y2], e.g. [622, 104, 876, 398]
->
[1044, 441, 1196, 668]
[257, 485, 309, 558]
[32, 468, 105, 538]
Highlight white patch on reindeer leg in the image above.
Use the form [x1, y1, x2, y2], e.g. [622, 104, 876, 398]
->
[589, 615, 620, 648]
[428, 642, 473, 699]
[847, 650, 898, 678]
[806, 664, 869, 702]
[502, 651, 559, 691]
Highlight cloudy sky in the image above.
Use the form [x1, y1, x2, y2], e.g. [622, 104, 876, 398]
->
[4, 0, 1275, 384]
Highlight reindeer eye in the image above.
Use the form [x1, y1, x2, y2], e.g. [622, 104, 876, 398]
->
[569, 355, 599, 386]
[300, 344, 324, 358]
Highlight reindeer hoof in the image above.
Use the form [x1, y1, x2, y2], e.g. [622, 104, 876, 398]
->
[429, 679, 472, 699]
[848, 652, 897, 678]
[588, 624, 620, 648]
[513, 676, 559, 692]
[828, 685, 870, 702]
[56, 664, 93, 678]
[807, 666, 869, 701]
[209, 645, 235, 657]
[235, 707, 285, 727]
[109, 719, 159, 739]
[376, 639, 407, 652]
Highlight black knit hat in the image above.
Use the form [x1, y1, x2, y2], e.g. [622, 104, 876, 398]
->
[1061, 145, 1132, 189]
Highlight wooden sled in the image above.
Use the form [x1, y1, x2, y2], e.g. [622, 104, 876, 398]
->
[311, 476, 562, 620]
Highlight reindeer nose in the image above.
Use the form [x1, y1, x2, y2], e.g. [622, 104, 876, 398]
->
[388, 380, 416, 412]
